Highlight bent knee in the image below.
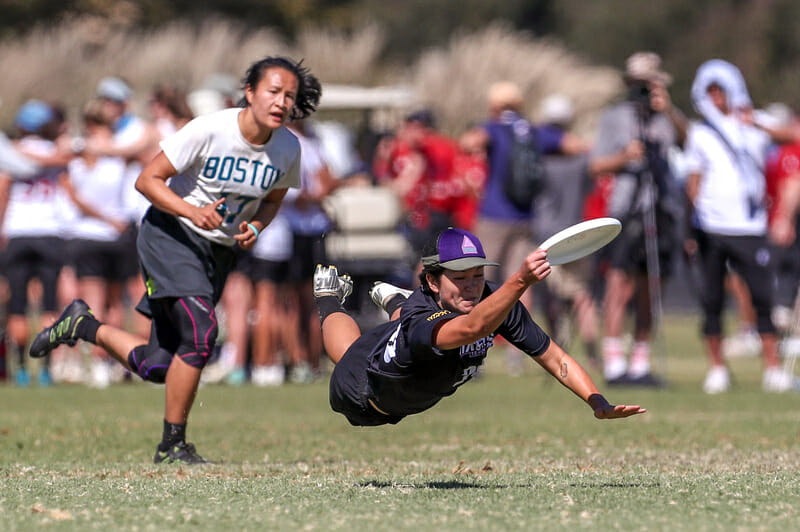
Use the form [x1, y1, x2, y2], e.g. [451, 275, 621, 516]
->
[128, 344, 172, 383]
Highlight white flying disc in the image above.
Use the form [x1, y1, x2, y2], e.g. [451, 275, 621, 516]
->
[539, 217, 622, 265]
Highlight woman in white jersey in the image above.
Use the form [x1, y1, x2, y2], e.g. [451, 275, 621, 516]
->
[0, 100, 73, 387]
[61, 99, 131, 388]
[31, 56, 321, 464]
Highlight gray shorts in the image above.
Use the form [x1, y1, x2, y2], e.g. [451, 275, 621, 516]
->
[135, 207, 236, 317]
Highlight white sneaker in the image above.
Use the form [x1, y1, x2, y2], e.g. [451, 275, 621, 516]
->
[603, 357, 628, 382]
[722, 330, 761, 358]
[772, 305, 793, 334]
[369, 282, 413, 313]
[313, 265, 353, 304]
[90, 360, 112, 389]
[61, 357, 85, 384]
[289, 361, 314, 384]
[703, 365, 731, 394]
[780, 336, 800, 358]
[251, 365, 285, 387]
[762, 366, 795, 392]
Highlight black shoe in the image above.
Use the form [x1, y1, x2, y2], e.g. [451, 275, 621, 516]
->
[153, 441, 210, 465]
[607, 372, 665, 388]
[626, 372, 666, 388]
[29, 299, 94, 358]
[605, 374, 634, 387]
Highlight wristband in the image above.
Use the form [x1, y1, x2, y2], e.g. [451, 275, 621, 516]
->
[246, 223, 260, 238]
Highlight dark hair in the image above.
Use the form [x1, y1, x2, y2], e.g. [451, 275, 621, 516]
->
[239, 56, 321, 120]
[82, 98, 109, 126]
[418, 229, 446, 295]
[406, 108, 436, 129]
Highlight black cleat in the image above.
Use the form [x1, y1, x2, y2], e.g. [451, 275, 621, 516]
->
[153, 441, 210, 465]
[607, 372, 666, 388]
[29, 299, 94, 358]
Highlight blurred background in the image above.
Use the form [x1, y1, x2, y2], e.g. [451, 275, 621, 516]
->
[2, 0, 800, 133]
[3, 0, 799, 387]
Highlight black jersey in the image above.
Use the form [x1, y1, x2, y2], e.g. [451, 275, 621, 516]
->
[355, 282, 550, 417]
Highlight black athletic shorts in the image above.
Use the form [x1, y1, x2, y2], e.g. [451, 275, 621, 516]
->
[116, 224, 141, 279]
[3, 236, 65, 315]
[329, 341, 405, 427]
[135, 207, 236, 317]
[289, 233, 325, 282]
[232, 249, 290, 284]
[607, 211, 676, 277]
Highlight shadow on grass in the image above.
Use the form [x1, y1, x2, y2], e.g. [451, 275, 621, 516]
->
[360, 480, 661, 490]
[570, 482, 662, 488]
[360, 480, 533, 490]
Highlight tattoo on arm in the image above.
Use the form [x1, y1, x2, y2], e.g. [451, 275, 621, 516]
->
[560, 362, 568, 379]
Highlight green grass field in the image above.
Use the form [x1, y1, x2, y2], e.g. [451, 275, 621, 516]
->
[2, 313, 800, 531]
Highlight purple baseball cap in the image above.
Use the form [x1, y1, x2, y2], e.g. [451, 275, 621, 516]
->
[421, 228, 499, 271]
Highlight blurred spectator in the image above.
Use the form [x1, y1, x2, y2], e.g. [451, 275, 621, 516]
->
[764, 104, 800, 333]
[530, 94, 598, 370]
[684, 59, 793, 393]
[213, 255, 254, 386]
[59, 99, 132, 387]
[249, 215, 303, 386]
[469, 81, 586, 307]
[452, 127, 488, 231]
[374, 110, 462, 257]
[148, 85, 194, 139]
[91, 76, 158, 342]
[0, 100, 73, 386]
[711, 105, 800, 361]
[284, 119, 341, 381]
[588, 52, 687, 386]
[764, 105, 800, 366]
[537, 93, 591, 154]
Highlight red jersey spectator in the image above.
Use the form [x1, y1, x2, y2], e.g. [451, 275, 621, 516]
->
[374, 110, 468, 256]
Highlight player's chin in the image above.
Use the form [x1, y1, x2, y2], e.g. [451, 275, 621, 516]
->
[459, 300, 478, 313]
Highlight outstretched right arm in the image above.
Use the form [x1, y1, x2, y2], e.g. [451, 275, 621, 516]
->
[433, 249, 551, 350]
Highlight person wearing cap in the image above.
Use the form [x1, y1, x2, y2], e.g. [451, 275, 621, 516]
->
[588, 52, 687, 387]
[0, 99, 72, 387]
[90, 77, 163, 346]
[312, 227, 646, 427]
[468, 83, 587, 299]
[91, 77, 161, 166]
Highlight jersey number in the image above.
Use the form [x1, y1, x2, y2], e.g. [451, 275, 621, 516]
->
[453, 365, 479, 387]
[218, 192, 257, 225]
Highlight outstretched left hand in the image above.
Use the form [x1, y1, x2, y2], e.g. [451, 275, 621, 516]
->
[235, 221, 259, 250]
[594, 404, 647, 419]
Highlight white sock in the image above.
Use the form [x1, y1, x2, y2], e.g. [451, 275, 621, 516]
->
[602, 337, 626, 380]
[628, 341, 651, 378]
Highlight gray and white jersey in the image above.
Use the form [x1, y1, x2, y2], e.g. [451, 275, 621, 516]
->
[3, 137, 73, 239]
[160, 108, 301, 246]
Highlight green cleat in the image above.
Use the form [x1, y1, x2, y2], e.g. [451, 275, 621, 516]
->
[29, 299, 94, 358]
[153, 441, 210, 465]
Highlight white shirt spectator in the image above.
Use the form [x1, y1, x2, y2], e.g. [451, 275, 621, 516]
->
[684, 116, 770, 236]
